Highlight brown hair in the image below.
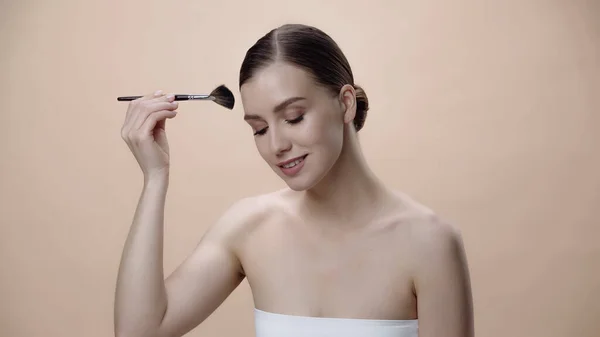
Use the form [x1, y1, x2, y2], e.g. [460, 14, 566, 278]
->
[239, 24, 370, 132]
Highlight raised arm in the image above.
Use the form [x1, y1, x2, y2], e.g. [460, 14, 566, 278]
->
[114, 195, 248, 337]
[115, 91, 248, 337]
[413, 221, 474, 337]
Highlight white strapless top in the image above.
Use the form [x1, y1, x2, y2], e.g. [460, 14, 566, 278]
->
[254, 308, 418, 337]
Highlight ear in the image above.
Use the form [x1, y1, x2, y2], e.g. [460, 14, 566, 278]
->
[338, 84, 356, 125]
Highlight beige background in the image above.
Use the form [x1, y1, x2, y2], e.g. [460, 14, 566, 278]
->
[1, 0, 599, 336]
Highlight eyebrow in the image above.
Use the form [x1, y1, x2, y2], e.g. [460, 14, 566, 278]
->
[244, 96, 306, 121]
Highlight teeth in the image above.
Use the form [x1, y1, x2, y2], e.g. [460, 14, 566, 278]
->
[283, 158, 303, 168]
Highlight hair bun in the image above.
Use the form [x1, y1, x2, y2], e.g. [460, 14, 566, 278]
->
[353, 84, 369, 131]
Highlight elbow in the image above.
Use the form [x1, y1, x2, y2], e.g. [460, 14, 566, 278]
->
[114, 306, 168, 337]
[114, 324, 162, 337]
[115, 330, 158, 337]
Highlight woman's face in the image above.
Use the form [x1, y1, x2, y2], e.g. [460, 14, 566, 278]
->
[240, 62, 351, 191]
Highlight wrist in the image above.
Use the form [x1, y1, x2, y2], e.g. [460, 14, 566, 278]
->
[143, 168, 170, 187]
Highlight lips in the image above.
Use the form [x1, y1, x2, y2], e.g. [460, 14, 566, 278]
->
[278, 155, 308, 168]
[277, 154, 308, 177]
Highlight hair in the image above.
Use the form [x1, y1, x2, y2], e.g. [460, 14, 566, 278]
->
[239, 24, 370, 132]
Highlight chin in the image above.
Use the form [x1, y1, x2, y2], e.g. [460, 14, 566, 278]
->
[282, 177, 314, 192]
[286, 183, 310, 192]
[280, 169, 330, 192]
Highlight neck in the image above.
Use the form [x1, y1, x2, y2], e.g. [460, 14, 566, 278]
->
[301, 129, 389, 226]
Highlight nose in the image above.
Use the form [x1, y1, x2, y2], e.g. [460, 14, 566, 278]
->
[269, 127, 292, 157]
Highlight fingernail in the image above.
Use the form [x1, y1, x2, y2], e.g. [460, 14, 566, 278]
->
[155, 90, 163, 96]
[166, 94, 174, 100]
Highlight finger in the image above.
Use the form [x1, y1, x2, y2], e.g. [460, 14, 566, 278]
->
[140, 109, 178, 135]
[147, 91, 176, 105]
[136, 91, 176, 112]
[125, 90, 164, 126]
[130, 93, 176, 131]
[155, 119, 166, 132]
[132, 100, 178, 130]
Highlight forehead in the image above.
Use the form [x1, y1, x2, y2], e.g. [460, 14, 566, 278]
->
[240, 62, 317, 114]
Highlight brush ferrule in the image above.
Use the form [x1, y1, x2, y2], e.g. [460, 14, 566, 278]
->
[187, 95, 212, 100]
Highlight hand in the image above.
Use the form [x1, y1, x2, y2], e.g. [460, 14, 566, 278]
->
[121, 90, 179, 180]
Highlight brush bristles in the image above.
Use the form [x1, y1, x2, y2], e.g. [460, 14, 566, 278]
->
[210, 85, 235, 110]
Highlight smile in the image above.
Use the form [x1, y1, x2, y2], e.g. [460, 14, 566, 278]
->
[282, 158, 303, 168]
[277, 155, 308, 177]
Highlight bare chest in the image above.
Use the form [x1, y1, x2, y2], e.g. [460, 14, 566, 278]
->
[238, 220, 416, 319]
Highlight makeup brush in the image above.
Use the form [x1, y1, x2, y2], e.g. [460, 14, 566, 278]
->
[117, 84, 235, 110]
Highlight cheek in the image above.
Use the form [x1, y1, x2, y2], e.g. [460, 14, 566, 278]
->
[303, 111, 344, 148]
[254, 138, 270, 161]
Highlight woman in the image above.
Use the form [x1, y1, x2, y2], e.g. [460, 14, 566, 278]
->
[115, 24, 474, 337]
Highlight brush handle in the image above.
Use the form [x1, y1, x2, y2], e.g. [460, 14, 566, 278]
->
[117, 95, 212, 101]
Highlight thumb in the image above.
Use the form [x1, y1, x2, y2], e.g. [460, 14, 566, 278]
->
[153, 119, 167, 140]
[156, 119, 166, 131]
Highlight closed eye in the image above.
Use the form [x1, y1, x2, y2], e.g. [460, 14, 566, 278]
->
[254, 127, 267, 136]
[253, 115, 304, 137]
[286, 115, 304, 124]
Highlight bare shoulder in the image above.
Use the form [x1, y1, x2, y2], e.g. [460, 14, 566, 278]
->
[390, 191, 464, 255]
[202, 189, 288, 247]
[408, 213, 467, 280]
[391, 191, 474, 337]
[409, 212, 464, 258]
[155, 191, 289, 337]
